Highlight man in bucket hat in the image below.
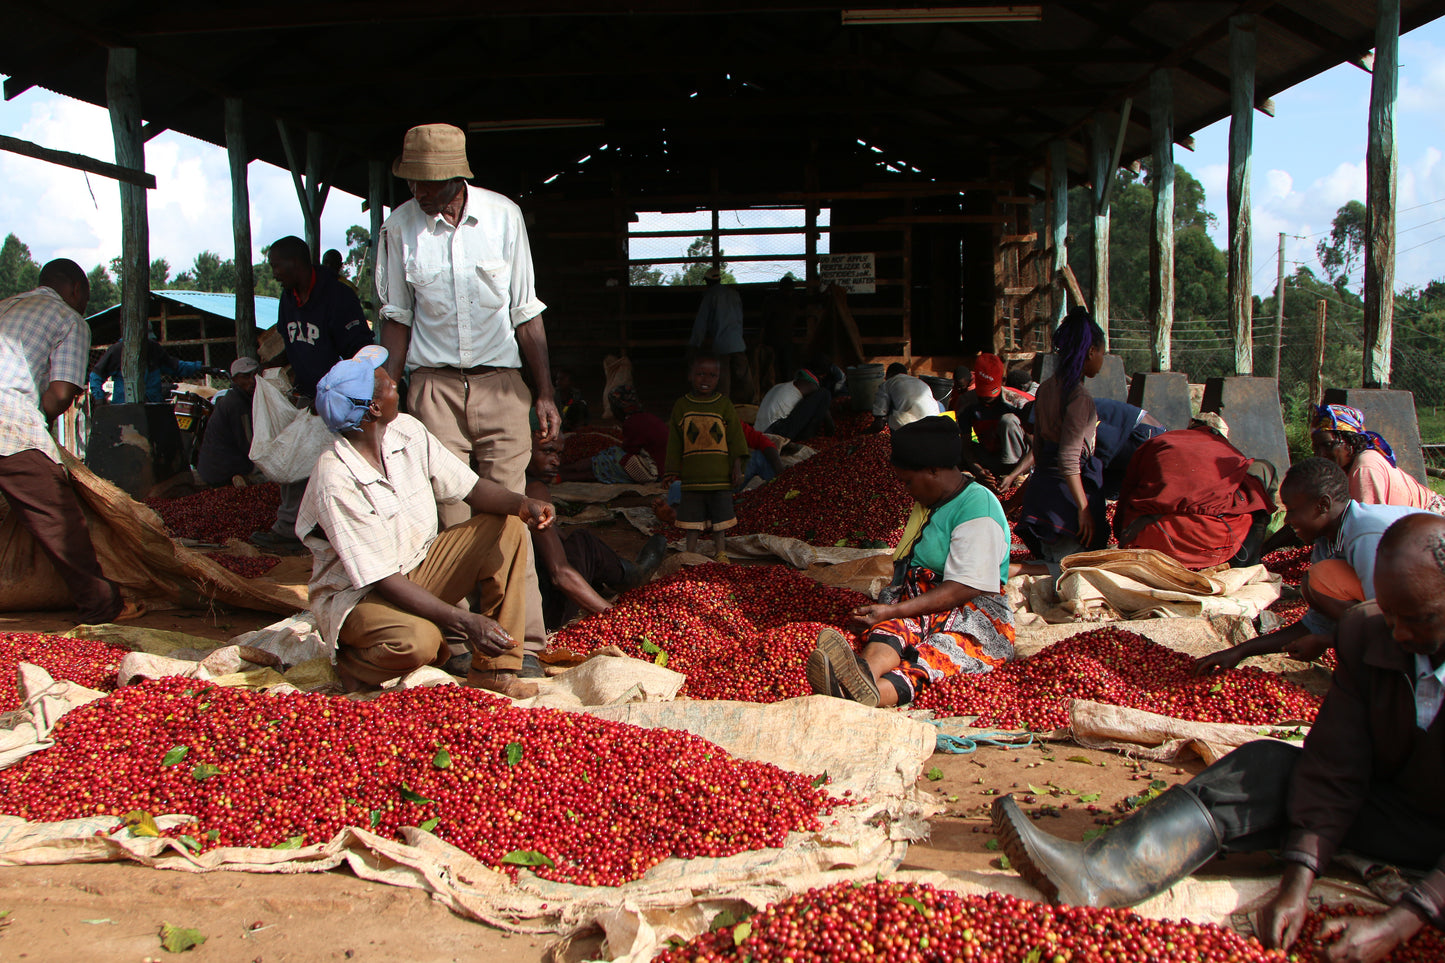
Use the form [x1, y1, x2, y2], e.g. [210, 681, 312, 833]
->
[296, 346, 555, 695]
[375, 123, 558, 695]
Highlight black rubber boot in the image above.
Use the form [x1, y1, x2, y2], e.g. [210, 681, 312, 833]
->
[617, 534, 667, 590]
[992, 787, 1223, 908]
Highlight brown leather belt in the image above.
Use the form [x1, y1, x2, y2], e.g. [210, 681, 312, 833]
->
[415, 364, 503, 376]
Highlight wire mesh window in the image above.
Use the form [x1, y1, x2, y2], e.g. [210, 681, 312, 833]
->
[627, 208, 831, 287]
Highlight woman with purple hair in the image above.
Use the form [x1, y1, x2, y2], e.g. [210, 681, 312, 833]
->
[1016, 307, 1108, 575]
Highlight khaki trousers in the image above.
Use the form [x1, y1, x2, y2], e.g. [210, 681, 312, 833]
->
[408, 365, 547, 654]
[336, 513, 529, 686]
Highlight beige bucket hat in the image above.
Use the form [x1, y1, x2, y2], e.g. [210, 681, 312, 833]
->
[392, 123, 473, 181]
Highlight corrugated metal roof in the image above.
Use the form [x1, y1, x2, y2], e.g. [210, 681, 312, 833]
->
[87, 290, 283, 325]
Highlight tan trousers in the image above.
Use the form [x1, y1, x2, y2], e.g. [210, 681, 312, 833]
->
[409, 365, 547, 654]
[336, 513, 529, 686]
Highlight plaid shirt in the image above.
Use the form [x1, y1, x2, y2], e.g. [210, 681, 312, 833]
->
[296, 413, 479, 649]
[0, 286, 90, 462]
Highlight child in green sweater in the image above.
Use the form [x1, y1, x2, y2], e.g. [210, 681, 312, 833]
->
[666, 354, 748, 561]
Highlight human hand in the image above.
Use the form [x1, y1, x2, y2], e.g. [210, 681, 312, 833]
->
[1076, 506, 1095, 547]
[1318, 907, 1423, 963]
[519, 497, 555, 530]
[534, 398, 562, 442]
[974, 467, 999, 489]
[1283, 633, 1333, 663]
[1259, 873, 1312, 952]
[1193, 647, 1245, 676]
[846, 603, 892, 634]
[458, 612, 517, 657]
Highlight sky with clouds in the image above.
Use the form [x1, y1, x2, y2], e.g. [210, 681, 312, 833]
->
[2, 16, 1444, 297]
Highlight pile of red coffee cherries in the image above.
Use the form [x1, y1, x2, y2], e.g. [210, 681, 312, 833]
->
[0, 678, 834, 886]
[552, 564, 865, 702]
[561, 429, 622, 464]
[735, 431, 910, 547]
[913, 627, 1321, 730]
[0, 631, 129, 711]
[145, 484, 282, 543]
[656, 881, 1291, 962]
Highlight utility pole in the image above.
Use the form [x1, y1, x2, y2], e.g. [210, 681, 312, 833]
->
[1273, 231, 1286, 378]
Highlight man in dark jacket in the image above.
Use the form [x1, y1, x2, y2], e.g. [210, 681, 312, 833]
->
[994, 511, 1445, 962]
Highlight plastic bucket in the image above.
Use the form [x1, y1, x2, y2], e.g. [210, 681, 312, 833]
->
[846, 363, 886, 412]
[920, 375, 954, 409]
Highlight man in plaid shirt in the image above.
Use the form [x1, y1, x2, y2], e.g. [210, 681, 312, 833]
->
[0, 260, 138, 624]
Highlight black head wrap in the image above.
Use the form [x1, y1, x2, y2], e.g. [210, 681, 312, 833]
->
[890, 416, 961, 470]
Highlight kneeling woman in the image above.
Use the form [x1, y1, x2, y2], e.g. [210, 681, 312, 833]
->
[808, 416, 1015, 707]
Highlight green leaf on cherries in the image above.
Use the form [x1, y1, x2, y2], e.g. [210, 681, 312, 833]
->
[997, 855, 1012, 870]
[1066, 755, 1092, 764]
[639, 638, 662, 655]
[271, 835, 306, 850]
[122, 810, 160, 838]
[654, 649, 669, 668]
[504, 742, 523, 767]
[566, 809, 579, 821]
[161, 746, 189, 767]
[399, 785, 435, 804]
[1028, 783, 1048, 796]
[205, 829, 219, 842]
[368, 810, 382, 828]
[984, 838, 999, 851]
[710, 909, 739, 931]
[178, 835, 201, 852]
[1149, 779, 1168, 791]
[191, 764, 222, 781]
[159, 922, 207, 953]
[432, 748, 452, 770]
[1078, 793, 1101, 803]
[1022, 949, 1043, 963]
[1082, 827, 1108, 842]
[899, 896, 927, 914]
[834, 538, 849, 547]
[500, 849, 556, 868]
[418, 817, 440, 833]
[810, 771, 829, 788]
[783, 489, 801, 500]
[925, 767, 944, 782]
[732, 921, 752, 945]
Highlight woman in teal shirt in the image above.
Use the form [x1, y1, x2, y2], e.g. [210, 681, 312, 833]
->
[808, 416, 1015, 708]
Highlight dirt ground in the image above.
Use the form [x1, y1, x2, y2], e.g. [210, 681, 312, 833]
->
[0, 510, 1297, 962]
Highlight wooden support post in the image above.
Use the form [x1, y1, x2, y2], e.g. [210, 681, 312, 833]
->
[1089, 116, 1111, 348]
[0, 134, 155, 188]
[1364, 0, 1399, 388]
[276, 121, 329, 261]
[1273, 231, 1286, 377]
[1310, 298, 1327, 408]
[1228, 14, 1256, 375]
[226, 98, 257, 361]
[805, 204, 819, 292]
[1149, 69, 1175, 373]
[107, 48, 149, 400]
[1049, 140, 1067, 332]
[901, 207, 913, 360]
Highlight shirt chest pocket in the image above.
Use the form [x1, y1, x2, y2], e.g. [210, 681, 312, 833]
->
[473, 258, 509, 312]
[404, 258, 450, 316]
[363, 485, 402, 522]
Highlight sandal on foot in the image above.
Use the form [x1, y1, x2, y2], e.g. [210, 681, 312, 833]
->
[816, 627, 880, 708]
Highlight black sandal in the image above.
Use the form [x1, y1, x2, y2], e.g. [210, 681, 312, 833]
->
[816, 627, 880, 708]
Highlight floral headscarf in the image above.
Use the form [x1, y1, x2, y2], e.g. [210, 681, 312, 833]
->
[1311, 404, 1397, 467]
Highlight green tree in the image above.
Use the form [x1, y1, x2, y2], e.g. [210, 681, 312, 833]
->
[150, 258, 171, 289]
[343, 225, 370, 281]
[0, 234, 40, 299]
[252, 243, 283, 298]
[1316, 200, 1366, 294]
[173, 251, 238, 292]
[629, 263, 665, 286]
[667, 237, 735, 286]
[86, 264, 120, 313]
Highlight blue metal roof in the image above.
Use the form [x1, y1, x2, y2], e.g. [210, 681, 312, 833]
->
[87, 290, 283, 326]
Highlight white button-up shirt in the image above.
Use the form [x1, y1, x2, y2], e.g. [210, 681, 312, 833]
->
[1414, 653, 1445, 730]
[375, 184, 546, 371]
[296, 414, 479, 648]
[0, 286, 89, 462]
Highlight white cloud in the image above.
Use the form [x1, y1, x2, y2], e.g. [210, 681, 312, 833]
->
[0, 88, 370, 280]
[1265, 169, 1293, 199]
